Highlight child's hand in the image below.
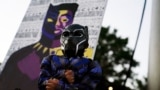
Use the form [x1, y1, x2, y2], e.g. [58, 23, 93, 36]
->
[65, 70, 75, 84]
[46, 78, 59, 90]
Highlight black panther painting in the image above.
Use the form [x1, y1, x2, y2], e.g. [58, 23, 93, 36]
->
[0, 3, 78, 90]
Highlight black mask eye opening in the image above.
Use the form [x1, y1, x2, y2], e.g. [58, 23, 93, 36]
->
[62, 31, 70, 37]
[73, 30, 84, 37]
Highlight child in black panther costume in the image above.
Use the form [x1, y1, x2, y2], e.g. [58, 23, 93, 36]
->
[38, 24, 102, 90]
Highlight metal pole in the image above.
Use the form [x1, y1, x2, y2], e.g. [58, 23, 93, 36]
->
[148, 0, 160, 90]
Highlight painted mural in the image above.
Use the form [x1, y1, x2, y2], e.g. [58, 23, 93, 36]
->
[0, 0, 108, 90]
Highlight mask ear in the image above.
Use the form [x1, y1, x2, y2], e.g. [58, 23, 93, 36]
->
[85, 26, 88, 30]
[84, 26, 89, 39]
[84, 26, 89, 49]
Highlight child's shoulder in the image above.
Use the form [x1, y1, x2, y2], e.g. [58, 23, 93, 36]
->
[44, 54, 65, 61]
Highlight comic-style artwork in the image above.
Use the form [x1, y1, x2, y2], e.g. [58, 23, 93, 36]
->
[0, 0, 107, 90]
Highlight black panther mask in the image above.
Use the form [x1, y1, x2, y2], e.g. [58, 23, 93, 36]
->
[60, 24, 89, 57]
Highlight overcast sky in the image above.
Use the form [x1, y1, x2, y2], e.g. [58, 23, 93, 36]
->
[0, 0, 151, 82]
[102, 0, 151, 81]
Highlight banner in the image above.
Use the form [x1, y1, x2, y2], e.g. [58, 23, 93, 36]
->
[0, 0, 108, 90]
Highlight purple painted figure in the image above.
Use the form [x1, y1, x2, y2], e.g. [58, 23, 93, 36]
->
[0, 3, 78, 90]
